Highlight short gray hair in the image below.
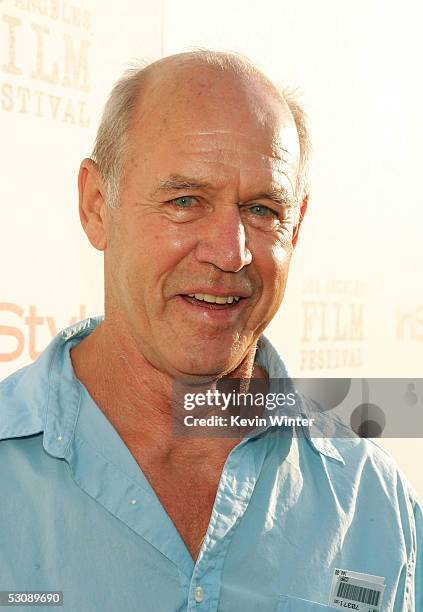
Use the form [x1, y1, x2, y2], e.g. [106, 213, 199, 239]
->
[91, 50, 310, 209]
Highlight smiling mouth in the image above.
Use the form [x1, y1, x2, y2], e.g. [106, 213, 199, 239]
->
[180, 293, 244, 309]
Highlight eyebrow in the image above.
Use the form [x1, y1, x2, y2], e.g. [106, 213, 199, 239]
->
[151, 174, 212, 198]
[252, 189, 295, 208]
[151, 173, 295, 208]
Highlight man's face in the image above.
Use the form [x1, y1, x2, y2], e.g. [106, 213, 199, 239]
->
[103, 65, 302, 378]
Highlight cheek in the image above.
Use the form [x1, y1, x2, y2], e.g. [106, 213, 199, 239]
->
[252, 242, 293, 329]
[150, 222, 199, 275]
[274, 242, 293, 285]
[256, 240, 293, 295]
[115, 220, 198, 293]
[244, 241, 292, 336]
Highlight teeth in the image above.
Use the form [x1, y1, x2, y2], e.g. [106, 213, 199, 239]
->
[187, 293, 241, 304]
[203, 293, 217, 303]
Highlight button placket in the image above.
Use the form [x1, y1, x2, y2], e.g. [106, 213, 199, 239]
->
[187, 440, 267, 611]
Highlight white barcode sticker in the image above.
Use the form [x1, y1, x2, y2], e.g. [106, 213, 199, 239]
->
[329, 568, 385, 612]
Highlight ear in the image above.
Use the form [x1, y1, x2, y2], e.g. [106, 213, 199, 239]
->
[292, 194, 309, 248]
[78, 158, 108, 251]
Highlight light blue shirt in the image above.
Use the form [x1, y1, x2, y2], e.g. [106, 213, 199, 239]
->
[0, 316, 421, 612]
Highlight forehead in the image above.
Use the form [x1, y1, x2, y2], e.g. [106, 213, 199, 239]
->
[128, 65, 300, 192]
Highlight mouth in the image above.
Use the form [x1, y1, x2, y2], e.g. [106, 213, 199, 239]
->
[182, 293, 243, 309]
[177, 292, 246, 313]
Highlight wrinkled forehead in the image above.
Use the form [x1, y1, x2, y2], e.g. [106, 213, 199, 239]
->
[128, 64, 300, 186]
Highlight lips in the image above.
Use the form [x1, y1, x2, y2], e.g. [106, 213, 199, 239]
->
[181, 294, 243, 309]
[186, 293, 241, 304]
[178, 287, 252, 299]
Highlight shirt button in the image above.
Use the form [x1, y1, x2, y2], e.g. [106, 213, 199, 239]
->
[194, 585, 204, 603]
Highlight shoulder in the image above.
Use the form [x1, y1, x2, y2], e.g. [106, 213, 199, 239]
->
[303, 398, 421, 517]
[0, 316, 103, 442]
[331, 433, 421, 529]
[0, 362, 46, 440]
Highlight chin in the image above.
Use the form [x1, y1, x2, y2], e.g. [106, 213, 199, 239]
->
[171, 351, 236, 380]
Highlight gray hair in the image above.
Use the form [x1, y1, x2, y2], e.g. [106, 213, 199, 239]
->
[91, 50, 310, 209]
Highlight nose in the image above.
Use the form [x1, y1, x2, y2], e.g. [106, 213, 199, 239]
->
[194, 205, 252, 273]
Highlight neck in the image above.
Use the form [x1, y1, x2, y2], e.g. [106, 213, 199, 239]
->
[70, 318, 267, 461]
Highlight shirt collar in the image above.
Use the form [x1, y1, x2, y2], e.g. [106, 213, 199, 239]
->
[254, 335, 345, 464]
[0, 317, 101, 455]
[0, 316, 344, 464]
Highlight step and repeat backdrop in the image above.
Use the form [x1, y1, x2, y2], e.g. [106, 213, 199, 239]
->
[1, 0, 422, 496]
[0, 0, 162, 365]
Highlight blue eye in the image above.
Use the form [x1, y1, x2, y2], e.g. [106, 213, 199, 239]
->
[172, 196, 195, 208]
[249, 205, 277, 217]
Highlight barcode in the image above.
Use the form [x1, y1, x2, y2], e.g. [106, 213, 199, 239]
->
[336, 582, 381, 606]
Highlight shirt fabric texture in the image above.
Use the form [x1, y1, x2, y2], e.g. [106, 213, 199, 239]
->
[0, 316, 421, 612]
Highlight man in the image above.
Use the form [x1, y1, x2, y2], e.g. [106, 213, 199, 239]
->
[0, 50, 421, 611]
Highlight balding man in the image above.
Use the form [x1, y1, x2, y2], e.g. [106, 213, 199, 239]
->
[0, 51, 421, 612]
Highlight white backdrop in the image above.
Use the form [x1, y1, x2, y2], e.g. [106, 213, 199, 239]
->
[1, 0, 422, 497]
